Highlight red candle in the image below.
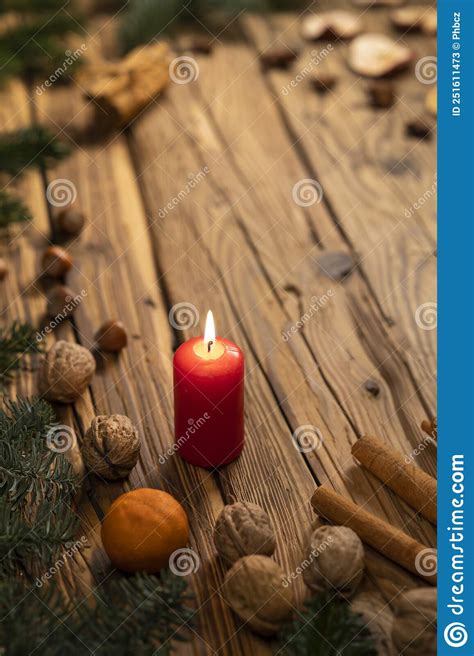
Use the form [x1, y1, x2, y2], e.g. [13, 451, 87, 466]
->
[173, 311, 244, 468]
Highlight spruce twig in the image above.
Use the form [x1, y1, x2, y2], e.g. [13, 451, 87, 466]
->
[0, 12, 85, 83]
[0, 127, 70, 176]
[0, 190, 32, 229]
[279, 593, 377, 656]
[0, 398, 80, 572]
[119, 0, 297, 52]
[0, 322, 42, 388]
[0, 570, 194, 655]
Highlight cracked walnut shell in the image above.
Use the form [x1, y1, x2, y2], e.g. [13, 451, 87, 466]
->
[39, 340, 95, 403]
[214, 502, 276, 566]
[303, 525, 364, 596]
[83, 415, 140, 480]
[223, 555, 294, 636]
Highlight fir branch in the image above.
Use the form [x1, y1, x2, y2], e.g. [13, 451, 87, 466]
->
[0, 435, 78, 508]
[0, 397, 78, 508]
[119, 0, 183, 53]
[0, 190, 32, 229]
[0, 570, 194, 655]
[0, 13, 85, 83]
[119, 0, 303, 52]
[0, 0, 71, 12]
[0, 397, 56, 443]
[0, 499, 78, 575]
[279, 593, 377, 656]
[0, 126, 70, 176]
[0, 322, 42, 387]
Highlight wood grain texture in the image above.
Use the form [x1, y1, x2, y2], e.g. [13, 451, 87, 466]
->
[1, 2, 437, 653]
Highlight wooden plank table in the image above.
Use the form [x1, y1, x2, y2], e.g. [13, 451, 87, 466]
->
[1, 2, 436, 653]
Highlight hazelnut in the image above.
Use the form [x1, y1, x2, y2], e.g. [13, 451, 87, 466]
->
[367, 82, 395, 108]
[302, 525, 364, 597]
[406, 119, 432, 139]
[57, 207, 86, 236]
[214, 502, 276, 566]
[260, 45, 298, 68]
[46, 285, 78, 318]
[82, 415, 140, 480]
[0, 257, 8, 281]
[392, 588, 436, 655]
[39, 340, 95, 403]
[94, 319, 128, 353]
[310, 72, 337, 93]
[223, 556, 294, 636]
[41, 245, 73, 278]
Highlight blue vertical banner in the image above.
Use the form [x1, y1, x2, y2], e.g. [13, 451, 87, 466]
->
[438, 0, 474, 653]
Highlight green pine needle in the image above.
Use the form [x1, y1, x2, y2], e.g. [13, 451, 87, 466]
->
[0, 570, 194, 655]
[0, 126, 70, 176]
[119, 0, 297, 52]
[0, 190, 32, 229]
[0, 397, 80, 573]
[0, 322, 43, 387]
[0, 12, 85, 83]
[279, 593, 377, 656]
[0, 0, 71, 11]
[119, 0, 184, 53]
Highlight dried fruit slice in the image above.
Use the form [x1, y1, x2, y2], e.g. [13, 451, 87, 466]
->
[425, 86, 437, 116]
[301, 11, 363, 41]
[348, 34, 413, 77]
[390, 6, 437, 35]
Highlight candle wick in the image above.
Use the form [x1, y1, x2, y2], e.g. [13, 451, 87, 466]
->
[207, 340, 214, 353]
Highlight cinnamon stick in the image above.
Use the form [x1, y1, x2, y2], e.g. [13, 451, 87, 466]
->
[352, 436, 437, 524]
[311, 486, 436, 584]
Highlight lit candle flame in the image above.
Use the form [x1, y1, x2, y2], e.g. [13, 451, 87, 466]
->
[204, 310, 216, 351]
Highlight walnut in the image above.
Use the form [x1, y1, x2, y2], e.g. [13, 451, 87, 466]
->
[392, 588, 436, 655]
[223, 555, 294, 636]
[302, 525, 364, 596]
[214, 502, 276, 566]
[82, 415, 140, 480]
[39, 341, 95, 403]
